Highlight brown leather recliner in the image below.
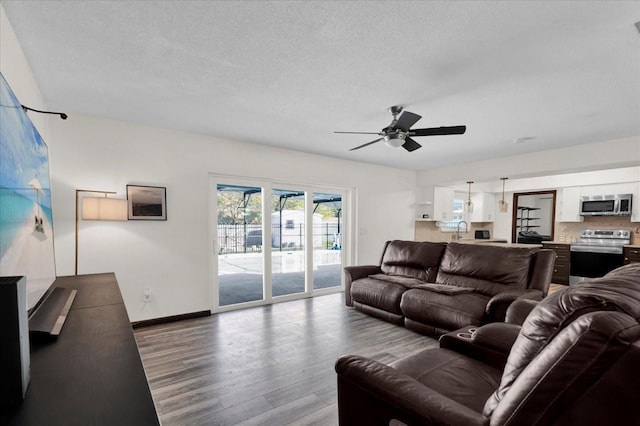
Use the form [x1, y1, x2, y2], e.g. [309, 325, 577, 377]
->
[335, 262, 640, 426]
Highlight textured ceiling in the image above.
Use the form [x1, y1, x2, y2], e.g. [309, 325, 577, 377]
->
[3, 1, 639, 172]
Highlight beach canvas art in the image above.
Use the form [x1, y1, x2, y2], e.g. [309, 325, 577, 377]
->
[0, 73, 56, 309]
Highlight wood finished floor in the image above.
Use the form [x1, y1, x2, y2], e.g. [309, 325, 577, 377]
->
[134, 292, 439, 426]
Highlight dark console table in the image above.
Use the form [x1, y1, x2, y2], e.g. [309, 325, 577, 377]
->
[1, 273, 160, 425]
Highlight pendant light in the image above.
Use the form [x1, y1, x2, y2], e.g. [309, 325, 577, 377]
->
[498, 177, 509, 213]
[464, 181, 474, 213]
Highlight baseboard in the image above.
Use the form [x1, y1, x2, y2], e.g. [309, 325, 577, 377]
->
[131, 310, 211, 329]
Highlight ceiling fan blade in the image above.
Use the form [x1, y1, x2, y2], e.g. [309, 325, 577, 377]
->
[334, 131, 382, 135]
[411, 125, 467, 137]
[349, 137, 384, 151]
[392, 111, 422, 131]
[402, 137, 422, 152]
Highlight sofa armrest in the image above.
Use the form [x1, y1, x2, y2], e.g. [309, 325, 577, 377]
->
[528, 249, 556, 295]
[440, 323, 521, 369]
[471, 323, 520, 352]
[343, 265, 382, 306]
[335, 355, 488, 426]
[485, 289, 543, 323]
[505, 299, 539, 325]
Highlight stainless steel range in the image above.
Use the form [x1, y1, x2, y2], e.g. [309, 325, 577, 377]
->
[569, 229, 631, 285]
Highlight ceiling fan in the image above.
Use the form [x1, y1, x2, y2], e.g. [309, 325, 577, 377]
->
[335, 106, 466, 152]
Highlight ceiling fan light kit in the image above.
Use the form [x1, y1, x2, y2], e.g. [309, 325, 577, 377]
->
[383, 133, 406, 148]
[335, 105, 466, 152]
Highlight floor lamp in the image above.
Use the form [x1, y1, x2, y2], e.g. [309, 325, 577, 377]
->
[75, 189, 128, 275]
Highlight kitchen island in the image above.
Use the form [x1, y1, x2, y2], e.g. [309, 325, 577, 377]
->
[455, 239, 543, 248]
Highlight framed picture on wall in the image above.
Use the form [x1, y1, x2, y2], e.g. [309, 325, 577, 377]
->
[127, 185, 167, 220]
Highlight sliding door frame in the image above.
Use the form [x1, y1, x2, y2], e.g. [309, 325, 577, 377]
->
[209, 173, 352, 314]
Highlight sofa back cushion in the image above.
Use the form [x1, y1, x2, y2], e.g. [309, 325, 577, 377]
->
[436, 243, 535, 296]
[488, 311, 639, 425]
[484, 263, 640, 421]
[380, 240, 447, 282]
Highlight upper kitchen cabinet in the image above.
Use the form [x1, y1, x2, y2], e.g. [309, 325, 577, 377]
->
[557, 186, 584, 222]
[632, 181, 640, 222]
[416, 186, 454, 221]
[469, 192, 496, 222]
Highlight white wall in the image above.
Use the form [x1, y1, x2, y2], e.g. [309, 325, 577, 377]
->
[0, 5, 48, 135]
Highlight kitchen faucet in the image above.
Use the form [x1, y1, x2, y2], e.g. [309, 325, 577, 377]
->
[456, 220, 468, 240]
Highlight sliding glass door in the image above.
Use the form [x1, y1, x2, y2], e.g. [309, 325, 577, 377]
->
[216, 183, 264, 307]
[312, 192, 342, 291]
[271, 187, 306, 298]
[212, 177, 347, 311]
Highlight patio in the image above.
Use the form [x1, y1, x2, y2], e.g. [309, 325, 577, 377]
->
[219, 250, 342, 306]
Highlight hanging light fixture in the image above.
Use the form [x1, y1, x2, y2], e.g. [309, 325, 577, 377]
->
[464, 181, 474, 213]
[498, 177, 509, 213]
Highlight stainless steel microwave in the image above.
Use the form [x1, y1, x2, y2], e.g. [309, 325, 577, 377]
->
[580, 194, 632, 216]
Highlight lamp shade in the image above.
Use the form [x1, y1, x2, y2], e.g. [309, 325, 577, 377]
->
[82, 197, 127, 221]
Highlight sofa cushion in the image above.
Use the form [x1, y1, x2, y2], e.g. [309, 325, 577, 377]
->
[351, 277, 407, 315]
[401, 288, 490, 331]
[367, 273, 428, 287]
[390, 348, 501, 413]
[484, 262, 640, 417]
[437, 243, 535, 296]
[411, 283, 476, 295]
[380, 240, 447, 281]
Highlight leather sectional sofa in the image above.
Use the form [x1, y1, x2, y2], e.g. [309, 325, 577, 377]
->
[335, 262, 640, 425]
[344, 240, 555, 336]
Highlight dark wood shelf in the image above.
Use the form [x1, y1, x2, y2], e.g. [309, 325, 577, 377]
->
[624, 247, 640, 264]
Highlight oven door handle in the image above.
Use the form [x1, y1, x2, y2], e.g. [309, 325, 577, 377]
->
[570, 245, 623, 254]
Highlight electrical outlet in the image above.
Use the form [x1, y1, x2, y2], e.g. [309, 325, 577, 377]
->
[143, 287, 152, 302]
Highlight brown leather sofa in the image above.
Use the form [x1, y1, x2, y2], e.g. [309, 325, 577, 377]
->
[344, 240, 555, 336]
[335, 262, 640, 426]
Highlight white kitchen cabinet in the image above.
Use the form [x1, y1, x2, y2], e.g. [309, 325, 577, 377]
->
[632, 182, 640, 222]
[469, 192, 496, 222]
[433, 186, 455, 221]
[557, 186, 583, 222]
[416, 186, 454, 221]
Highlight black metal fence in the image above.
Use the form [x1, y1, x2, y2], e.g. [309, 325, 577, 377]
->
[218, 223, 341, 253]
